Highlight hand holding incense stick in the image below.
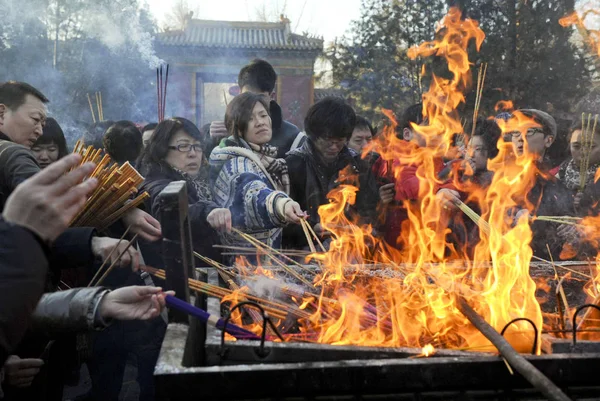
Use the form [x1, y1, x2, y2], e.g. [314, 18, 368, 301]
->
[91, 233, 140, 287]
[87, 226, 132, 287]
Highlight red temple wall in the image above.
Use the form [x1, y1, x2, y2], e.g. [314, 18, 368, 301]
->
[278, 75, 313, 130]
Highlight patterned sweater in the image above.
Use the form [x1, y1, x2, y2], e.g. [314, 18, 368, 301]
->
[209, 145, 292, 261]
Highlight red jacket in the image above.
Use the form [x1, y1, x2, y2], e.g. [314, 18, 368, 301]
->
[373, 155, 454, 248]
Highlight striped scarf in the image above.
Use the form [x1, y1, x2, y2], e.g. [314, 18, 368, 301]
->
[172, 166, 212, 201]
[239, 139, 290, 194]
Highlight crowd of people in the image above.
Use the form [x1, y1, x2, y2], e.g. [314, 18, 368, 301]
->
[0, 56, 598, 400]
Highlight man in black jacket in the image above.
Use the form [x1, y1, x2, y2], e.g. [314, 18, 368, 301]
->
[283, 97, 379, 249]
[205, 59, 304, 158]
[507, 109, 574, 259]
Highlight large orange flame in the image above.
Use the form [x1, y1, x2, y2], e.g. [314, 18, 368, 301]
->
[294, 7, 542, 353]
[222, 7, 551, 354]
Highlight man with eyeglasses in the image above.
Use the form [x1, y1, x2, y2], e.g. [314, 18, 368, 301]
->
[506, 109, 574, 259]
[509, 109, 557, 161]
[283, 97, 379, 249]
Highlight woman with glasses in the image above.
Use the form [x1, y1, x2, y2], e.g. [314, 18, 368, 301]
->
[138, 117, 231, 264]
[209, 93, 304, 261]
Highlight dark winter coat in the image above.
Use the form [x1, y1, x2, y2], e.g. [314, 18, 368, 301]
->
[0, 219, 50, 366]
[525, 166, 574, 259]
[283, 139, 380, 249]
[6, 286, 112, 401]
[139, 163, 222, 265]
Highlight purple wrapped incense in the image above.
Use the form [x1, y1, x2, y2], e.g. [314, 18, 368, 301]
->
[165, 295, 260, 340]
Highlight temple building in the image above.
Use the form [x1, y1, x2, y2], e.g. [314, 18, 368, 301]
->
[156, 16, 323, 129]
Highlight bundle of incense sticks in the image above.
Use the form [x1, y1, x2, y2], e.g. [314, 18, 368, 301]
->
[70, 141, 149, 230]
[156, 64, 169, 122]
[470, 63, 488, 138]
[579, 113, 598, 192]
[144, 266, 304, 320]
[87, 91, 104, 123]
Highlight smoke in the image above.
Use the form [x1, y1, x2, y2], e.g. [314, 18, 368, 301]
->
[82, 2, 162, 68]
[0, 0, 44, 27]
[245, 275, 306, 301]
[0, 0, 165, 147]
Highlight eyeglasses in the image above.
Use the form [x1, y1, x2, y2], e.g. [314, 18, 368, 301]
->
[510, 128, 545, 138]
[168, 144, 202, 153]
[317, 137, 347, 147]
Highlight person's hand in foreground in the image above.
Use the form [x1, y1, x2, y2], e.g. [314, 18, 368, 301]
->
[207, 208, 232, 232]
[436, 188, 461, 211]
[2, 154, 98, 242]
[379, 183, 395, 205]
[91, 237, 142, 271]
[98, 286, 174, 321]
[4, 355, 44, 388]
[284, 201, 305, 224]
[122, 207, 162, 242]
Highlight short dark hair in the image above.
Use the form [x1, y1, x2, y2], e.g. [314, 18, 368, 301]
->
[83, 120, 114, 149]
[33, 117, 69, 159]
[355, 115, 375, 136]
[472, 118, 502, 159]
[225, 92, 271, 140]
[0, 81, 49, 110]
[304, 97, 356, 141]
[138, 117, 205, 175]
[238, 59, 277, 94]
[142, 122, 158, 132]
[103, 121, 142, 165]
[569, 119, 600, 137]
[398, 103, 424, 133]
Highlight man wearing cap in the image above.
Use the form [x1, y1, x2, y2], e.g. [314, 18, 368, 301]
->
[510, 109, 558, 163]
[508, 109, 574, 259]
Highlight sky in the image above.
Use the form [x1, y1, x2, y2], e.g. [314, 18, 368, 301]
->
[144, 0, 363, 45]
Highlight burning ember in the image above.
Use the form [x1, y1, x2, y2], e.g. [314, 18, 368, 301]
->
[421, 343, 435, 357]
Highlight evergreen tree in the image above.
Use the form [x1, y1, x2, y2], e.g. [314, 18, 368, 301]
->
[325, 0, 447, 122]
[327, 0, 590, 123]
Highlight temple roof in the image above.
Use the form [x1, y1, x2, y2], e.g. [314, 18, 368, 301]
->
[158, 19, 323, 51]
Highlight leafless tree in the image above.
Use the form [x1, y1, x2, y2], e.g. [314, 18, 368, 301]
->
[163, 0, 200, 31]
[254, 0, 288, 22]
